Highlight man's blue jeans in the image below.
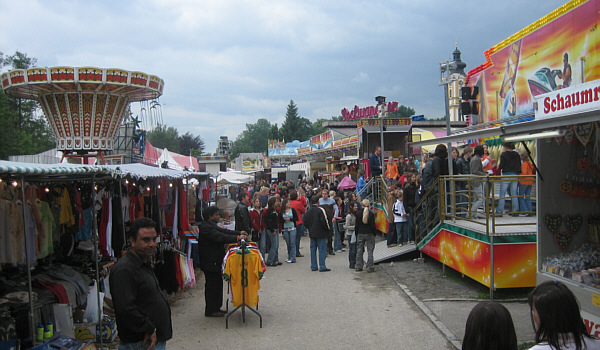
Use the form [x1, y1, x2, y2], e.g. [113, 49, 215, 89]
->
[386, 222, 397, 246]
[266, 229, 279, 265]
[518, 183, 533, 214]
[396, 222, 407, 244]
[333, 221, 342, 251]
[119, 340, 166, 350]
[282, 228, 297, 262]
[258, 229, 267, 260]
[310, 237, 328, 271]
[407, 206, 415, 241]
[295, 224, 305, 255]
[496, 172, 519, 214]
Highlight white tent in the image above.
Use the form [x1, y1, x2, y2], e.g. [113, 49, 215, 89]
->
[156, 148, 183, 170]
[214, 171, 253, 184]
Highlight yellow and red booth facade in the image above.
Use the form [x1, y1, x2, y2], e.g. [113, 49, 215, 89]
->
[418, 224, 537, 288]
[466, 0, 600, 125]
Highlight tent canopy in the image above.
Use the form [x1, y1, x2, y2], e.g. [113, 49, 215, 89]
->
[215, 171, 253, 185]
[0, 160, 208, 180]
[338, 176, 356, 190]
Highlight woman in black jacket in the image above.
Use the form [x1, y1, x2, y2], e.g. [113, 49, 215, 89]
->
[264, 196, 282, 266]
[355, 199, 376, 273]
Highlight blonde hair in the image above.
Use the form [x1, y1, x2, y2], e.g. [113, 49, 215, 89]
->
[362, 199, 370, 224]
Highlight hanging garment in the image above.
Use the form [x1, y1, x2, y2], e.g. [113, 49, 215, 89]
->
[58, 187, 75, 227]
[111, 191, 125, 257]
[36, 200, 55, 259]
[179, 184, 190, 233]
[99, 197, 109, 257]
[223, 246, 264, 307]
[75, 207, 93, 243]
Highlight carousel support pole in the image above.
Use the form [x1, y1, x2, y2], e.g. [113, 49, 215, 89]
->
[20, 176, 36, 345]
[91, 174, 104, 348]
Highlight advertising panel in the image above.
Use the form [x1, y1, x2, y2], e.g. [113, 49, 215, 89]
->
[467, 0, 600, 124]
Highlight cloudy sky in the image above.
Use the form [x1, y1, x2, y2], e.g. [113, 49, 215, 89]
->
[1, 0, 567, 152]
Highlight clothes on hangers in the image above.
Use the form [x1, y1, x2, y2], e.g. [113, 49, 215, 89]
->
[222, 242, 264, 308]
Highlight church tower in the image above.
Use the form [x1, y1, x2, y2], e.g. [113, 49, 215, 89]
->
[446, 46, 467, 122]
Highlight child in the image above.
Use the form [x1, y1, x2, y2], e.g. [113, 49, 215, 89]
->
[462, 301, 517, 350]
[393, 190, 410, 246]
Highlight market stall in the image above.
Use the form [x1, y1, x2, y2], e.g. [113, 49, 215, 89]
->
[0, 160, 209, 348]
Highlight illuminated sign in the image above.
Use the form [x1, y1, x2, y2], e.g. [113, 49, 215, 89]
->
[341, 101, 399, 121]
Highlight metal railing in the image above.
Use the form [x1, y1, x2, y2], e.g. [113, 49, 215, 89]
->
[413, 174, 537, 298]
[356, 175, 385, 204]
[414, 174, 537, 243]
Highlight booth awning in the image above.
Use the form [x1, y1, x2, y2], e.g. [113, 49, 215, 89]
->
[0, 160, 111, 176]
[215, 171, 254, 184]
[410, 110, 597, 147]
[107, 163, 209, 179]
[0, 160, 209, 180]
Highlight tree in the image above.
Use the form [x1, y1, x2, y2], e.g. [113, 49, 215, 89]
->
[230, 118, 273, 159]
[311, 115, 342, 136]
[146, 124, 180, 153]
[179, 131, 205, 157]
[388, 104, 416, 119]
[0, 51, 55, 159]
[268, 123, 280, 141]
[279, 100, 314, 142]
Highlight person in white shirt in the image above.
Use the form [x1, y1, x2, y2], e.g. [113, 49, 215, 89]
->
[393, 190, 410, 246]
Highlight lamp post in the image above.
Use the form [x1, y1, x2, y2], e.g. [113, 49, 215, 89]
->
[376, 95, 387, 159]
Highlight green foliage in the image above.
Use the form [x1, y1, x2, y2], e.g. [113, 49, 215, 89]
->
[230, 118, 273, 159]
[146, 124, 181, 153]
[311, 116, 342, 136]
[179, 131, 205, 156]
[279, 100, 314, 142]
[388, 104, 416, 119]
[0, 51, 55, 159]
[268, 123, 280, 141]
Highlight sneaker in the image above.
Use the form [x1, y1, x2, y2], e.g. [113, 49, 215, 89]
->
[296, 254, 304, 257]
[285, 259, 292, 263]
[319, 268, 331, 272]
[519, 213, 528, 217]
[276, 262, 283, 265]
[398, 243, 403, 247]
[387, 244, 397, 248]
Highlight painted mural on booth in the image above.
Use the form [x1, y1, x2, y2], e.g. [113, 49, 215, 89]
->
[467, 0, 600, 124]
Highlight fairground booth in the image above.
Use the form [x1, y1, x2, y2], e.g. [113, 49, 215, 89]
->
[412, 0, 600, 326]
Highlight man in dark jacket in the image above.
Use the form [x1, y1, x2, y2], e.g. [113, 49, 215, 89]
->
[234, 192, 252, 233]
[303, 195, 331, 272]
[198, 206, 248, 317]
[110, 217, 172, 350]
[369, 146, 383, 177]
[495, 142, 521, 216]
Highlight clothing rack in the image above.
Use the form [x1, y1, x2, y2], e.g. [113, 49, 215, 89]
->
[225, 240, 262, 328]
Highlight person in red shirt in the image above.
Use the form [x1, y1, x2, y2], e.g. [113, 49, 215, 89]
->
[290, 190, 306, 258]
[249, 195, 266, 259]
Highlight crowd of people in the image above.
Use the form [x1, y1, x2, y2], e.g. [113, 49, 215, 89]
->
[106, 142, 582, 350]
